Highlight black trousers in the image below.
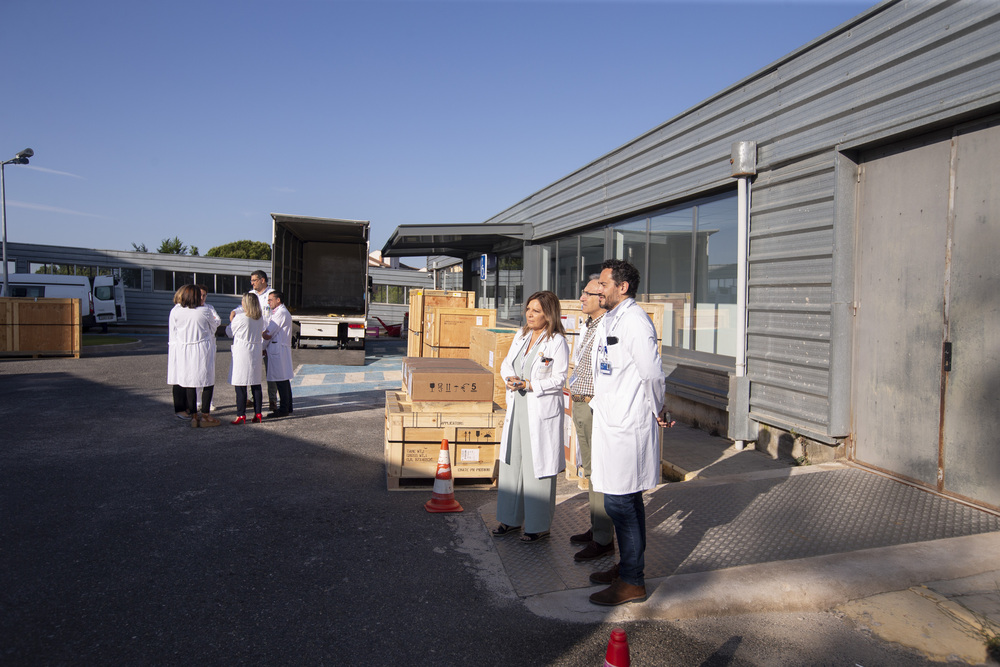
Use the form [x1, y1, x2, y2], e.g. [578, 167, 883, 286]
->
[184, 386, 214, 415]
[275, 380, 293, 414]
[235, 385, 262, 417]
[172, 385, 187, 413]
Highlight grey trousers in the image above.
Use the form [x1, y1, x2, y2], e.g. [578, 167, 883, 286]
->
[572, 400, 614, 546]
[496, 400, 556, 534]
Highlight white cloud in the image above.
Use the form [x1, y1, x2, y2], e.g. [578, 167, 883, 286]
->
[6, 200, 109, 219]
[24, 166, 85, 179]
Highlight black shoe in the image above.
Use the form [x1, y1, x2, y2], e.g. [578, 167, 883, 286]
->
[266, 410, 289, 419]
[268, 403, 278, 413]
[574, 541, 614, 561]
[589, 563, 620, 585]
[570, 529, 592, 544]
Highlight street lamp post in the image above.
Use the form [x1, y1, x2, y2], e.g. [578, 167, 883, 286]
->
[1, 148, 34, 297]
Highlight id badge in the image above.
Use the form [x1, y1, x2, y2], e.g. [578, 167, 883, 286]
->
[599, 360, 612, 375]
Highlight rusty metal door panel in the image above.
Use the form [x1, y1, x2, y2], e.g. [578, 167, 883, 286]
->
[853, 136, 951, 486]
[943, 120, 1000, 507]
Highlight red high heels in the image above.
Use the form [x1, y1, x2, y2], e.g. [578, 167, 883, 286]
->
[231, 415, 246, 425]
[251, 413, 263, 423]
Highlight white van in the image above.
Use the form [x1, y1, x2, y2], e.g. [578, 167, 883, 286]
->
[2, 273, 127, 330]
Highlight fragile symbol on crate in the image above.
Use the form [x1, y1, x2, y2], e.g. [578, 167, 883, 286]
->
[427, 382, 479, 393]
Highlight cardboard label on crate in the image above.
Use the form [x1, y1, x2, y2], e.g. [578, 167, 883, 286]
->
[404, 445, 438, 464]
[460, 447, 480, 462]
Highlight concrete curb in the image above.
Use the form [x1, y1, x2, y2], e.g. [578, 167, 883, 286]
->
[524, 532, 1000, 623]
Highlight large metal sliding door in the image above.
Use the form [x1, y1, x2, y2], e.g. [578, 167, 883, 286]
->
[853, 119, 1000, 509]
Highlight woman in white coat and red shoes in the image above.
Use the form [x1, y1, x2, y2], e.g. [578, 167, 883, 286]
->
[226, 292, 265, 424]
[492, 291, 569, 543]
[167, 284, 222, 428]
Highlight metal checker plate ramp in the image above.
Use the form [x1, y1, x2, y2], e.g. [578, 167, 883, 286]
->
[481, 468, 1000, 598]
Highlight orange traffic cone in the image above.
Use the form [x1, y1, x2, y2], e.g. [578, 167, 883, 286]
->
[424, 439, 463, 513]
[604, 628, 630, 667]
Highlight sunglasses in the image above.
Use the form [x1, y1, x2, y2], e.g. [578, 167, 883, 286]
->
[582, 291, 602, 297]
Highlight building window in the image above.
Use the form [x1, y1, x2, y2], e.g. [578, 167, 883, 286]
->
[217, 274, 236, 295]
[371, 285, 408, 304]
[195, 273, 215, 293]
[121, 268, 142, 289]
[540, 190, 738, 361]
[613, 193, 738, 357]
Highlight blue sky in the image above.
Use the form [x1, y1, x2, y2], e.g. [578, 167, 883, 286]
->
[3, 0, 873, 258]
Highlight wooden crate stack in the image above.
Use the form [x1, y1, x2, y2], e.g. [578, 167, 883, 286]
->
[468, 326, 517, 409]
[385, 356, 505, 490]
[407, 289, 475, 357]
[422, 307, 496, 358]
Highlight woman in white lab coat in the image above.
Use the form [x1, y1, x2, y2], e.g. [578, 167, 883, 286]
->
[167, 284, 222, 428]
[226, 292, 264, 424]
[492, 291, 569, 543]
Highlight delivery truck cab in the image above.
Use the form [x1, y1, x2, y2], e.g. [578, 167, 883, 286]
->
[2, 272, 127, 331]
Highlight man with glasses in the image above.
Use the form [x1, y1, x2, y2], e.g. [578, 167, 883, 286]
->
[568, 276, 614, 562]
[249, 270, 277, 413]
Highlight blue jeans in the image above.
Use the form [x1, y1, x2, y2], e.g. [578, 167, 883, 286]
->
[604, 492, 646, 587]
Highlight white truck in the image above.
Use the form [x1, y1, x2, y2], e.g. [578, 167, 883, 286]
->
[2, 272, 127, 331]
[270, 214, 370, 352]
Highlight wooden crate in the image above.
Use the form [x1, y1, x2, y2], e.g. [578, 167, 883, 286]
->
[0, 298, 82, 358]
[559, 300, 665, 358]
[423, 306, 496, 357]
[401, 357, 494, 404]
[385, 391, 504, 489]
[407, 289, 476, 357]
[468, 326, 517, 409]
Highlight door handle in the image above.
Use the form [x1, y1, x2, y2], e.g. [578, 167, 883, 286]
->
[943, 341, 952, 372]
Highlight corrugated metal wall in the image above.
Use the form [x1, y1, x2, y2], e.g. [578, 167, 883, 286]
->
[478, 0, 1000, 438]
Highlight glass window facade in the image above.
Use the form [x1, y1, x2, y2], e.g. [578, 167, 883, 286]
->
[372, 285, 409, 304]
[540, 190, 738, 361]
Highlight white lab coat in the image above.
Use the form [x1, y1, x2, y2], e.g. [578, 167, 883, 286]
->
[590, 298, 666, 495]
[264, 304, 294, 382]
[499, 330, 569, 479]
[226, 312, 264, 386]
[167, 304, 221, 388]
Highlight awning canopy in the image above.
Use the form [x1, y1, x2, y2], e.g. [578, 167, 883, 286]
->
[381, 223, 528, 260]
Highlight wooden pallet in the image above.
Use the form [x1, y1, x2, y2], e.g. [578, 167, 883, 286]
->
[386, 474, 495, 492]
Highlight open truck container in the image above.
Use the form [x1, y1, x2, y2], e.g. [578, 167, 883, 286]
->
[271, 214, 370, 351]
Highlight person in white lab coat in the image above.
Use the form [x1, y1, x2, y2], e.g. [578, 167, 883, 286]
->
[249, 270, 277, 411]
[167, 284, 223, 428]
[226, 292, 265, 424]
[587, 259, 673, 606]
[492, 291, 569, 543]
[263, 290, 294, 417]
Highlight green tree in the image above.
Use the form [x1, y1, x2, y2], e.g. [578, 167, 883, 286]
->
[157, 236, 191, 255]
[131, 242, 149, 252]
[205, 240, 272, 261]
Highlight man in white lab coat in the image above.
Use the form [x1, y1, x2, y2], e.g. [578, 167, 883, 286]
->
[263, 290, 294, 417]
[588, 259, 672, 606]
[250, 270, 277, 411]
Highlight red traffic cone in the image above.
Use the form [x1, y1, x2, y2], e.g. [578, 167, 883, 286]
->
[424, 439, 463, 513]
[604, 628, 629, 667]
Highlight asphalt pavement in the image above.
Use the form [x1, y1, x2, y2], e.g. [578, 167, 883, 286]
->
[1, 335, 997, 665]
